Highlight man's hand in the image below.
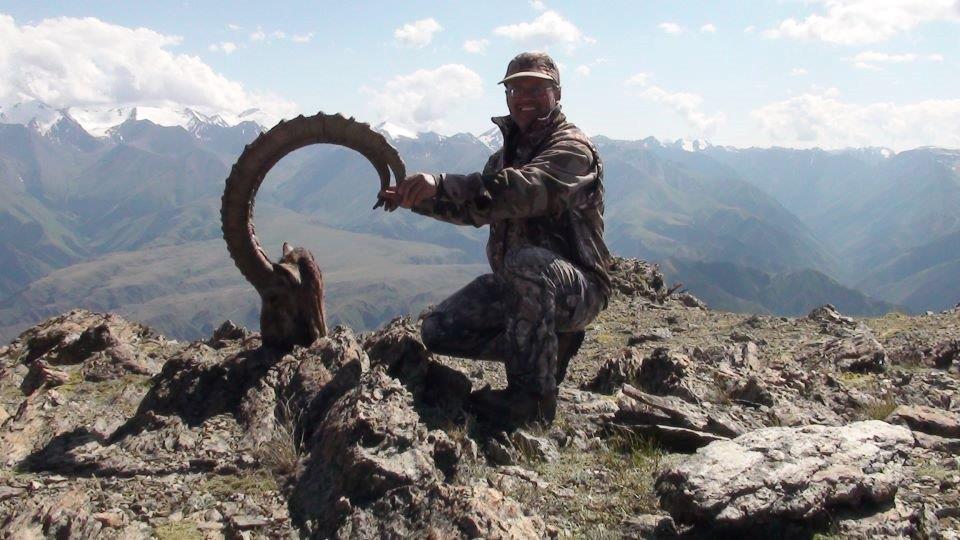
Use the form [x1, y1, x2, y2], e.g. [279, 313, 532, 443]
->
[379, 173, 438, 210]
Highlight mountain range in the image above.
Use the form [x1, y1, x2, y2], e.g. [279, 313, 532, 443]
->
[1, 99, 958, 342]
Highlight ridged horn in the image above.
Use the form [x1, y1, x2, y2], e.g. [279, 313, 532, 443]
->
[221, 112, 406, 289]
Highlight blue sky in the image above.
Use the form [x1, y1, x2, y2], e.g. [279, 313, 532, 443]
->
[2, 1, 959, 149]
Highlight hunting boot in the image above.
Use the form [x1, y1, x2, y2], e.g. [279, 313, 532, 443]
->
[466, 385, 558, 429]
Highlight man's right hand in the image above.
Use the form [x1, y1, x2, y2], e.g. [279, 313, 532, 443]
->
[379, 173, 438, 210]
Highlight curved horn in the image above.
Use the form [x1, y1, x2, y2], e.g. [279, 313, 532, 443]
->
[221, 112, 406, 289]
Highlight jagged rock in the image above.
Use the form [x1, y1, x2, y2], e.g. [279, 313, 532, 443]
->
[363, 317, 472, 416]
[887, 404, 960, 438]
[807, 304, 856, 327]
[727, 376, 774, 406]
[676, 293, 706, 310]
[926, 339, 960, 369]
[618, 386, 710, 430]
[913, 432, 960, 453]
[20, 359, 71, 394]
[207, 320, 252, 349]
[637, 348, 692, 399]
[511, 430, 560, 462]
[656, 421, 913, 532]
[586, 348, 643, 394]
[822, 331, 886, 372]
[485, 438, 518, 466]
[628, 327, 673, 346]
[609, 258, 667, 300]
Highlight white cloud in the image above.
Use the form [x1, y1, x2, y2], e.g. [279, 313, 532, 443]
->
[744, 25, 756, 34]
[249, 29, 266, 41]
[0, 14, 296, 123]
[623, 72, 651, 86]
[292, 33, 313, 43]
[394, 18, 443, 48]
[365, 64, 483, 132]
[226, 23, 242, 31]
[625, 74, 724, 134]
[700, 23, 717, 34]
[790, 67, 808, 76]
[575, 65, 591, 76]
[463, 38, 489, 54]
[854, 51, 918, 63]
[752, 90, 960, 150]
[847, 50, 945, 70]
[530, 0, 547, 11]
[764, 0, 960, 45]
[270, 30, 287, 40]
[208, 41, 238, 54]
[658, 22, 683, 34]
[493, 10, 592, 49]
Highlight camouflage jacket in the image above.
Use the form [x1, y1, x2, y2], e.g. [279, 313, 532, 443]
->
[413, 106, 611, 297]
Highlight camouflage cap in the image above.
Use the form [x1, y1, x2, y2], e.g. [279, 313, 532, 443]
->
[498, 52, 560, 86]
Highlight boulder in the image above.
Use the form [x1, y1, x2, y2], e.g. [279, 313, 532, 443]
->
[886, 404, 960, 438]
[656, 421, 913, 532]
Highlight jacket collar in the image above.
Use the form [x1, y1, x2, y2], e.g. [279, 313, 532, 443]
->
[491, 105, 565, 149]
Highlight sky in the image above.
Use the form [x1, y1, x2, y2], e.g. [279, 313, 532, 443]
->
[1, 0, 959, 150]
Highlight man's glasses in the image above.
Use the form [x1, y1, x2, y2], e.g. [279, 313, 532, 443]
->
[505, 84, 558, 98]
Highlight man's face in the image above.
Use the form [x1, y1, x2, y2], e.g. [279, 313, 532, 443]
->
[505, 76, 559, 132]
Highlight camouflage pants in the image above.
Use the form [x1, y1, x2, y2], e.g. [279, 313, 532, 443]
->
[421, 246, 606, 396]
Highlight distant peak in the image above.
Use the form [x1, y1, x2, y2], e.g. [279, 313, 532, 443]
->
[374, 121, 418, 140]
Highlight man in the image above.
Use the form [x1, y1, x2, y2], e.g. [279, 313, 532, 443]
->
[379, 52, 610, 427]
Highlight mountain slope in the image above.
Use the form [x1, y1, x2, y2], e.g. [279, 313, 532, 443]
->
[661, 258, 897, 316]
[0, 204, 485, 342]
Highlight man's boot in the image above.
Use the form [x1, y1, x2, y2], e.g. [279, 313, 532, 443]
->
[466, 385, 557, 429]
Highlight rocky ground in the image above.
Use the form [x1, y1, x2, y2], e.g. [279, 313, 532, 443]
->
[1, 257, 959, 539]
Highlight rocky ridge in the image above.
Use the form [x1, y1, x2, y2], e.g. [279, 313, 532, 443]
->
[1, 258, 959, 538]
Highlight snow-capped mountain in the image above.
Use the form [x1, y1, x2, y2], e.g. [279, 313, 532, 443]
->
[0, 100, 266, 140]
[477, 127, 503, 151]
[0, 101, 66, 135]
[374, 121, 418, 141]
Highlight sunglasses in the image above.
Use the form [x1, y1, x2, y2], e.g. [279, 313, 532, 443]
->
[505, 84, 558, 98]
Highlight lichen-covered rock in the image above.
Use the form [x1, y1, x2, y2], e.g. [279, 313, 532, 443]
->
[656, 421, 913, 532]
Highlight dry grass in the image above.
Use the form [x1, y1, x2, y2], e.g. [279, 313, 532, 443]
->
[257, 397, 304, 479]
[858, 397, 898, 421]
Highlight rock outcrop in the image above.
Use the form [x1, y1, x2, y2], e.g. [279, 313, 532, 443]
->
[656, 421, 913, 533]
[2, 258, 959, 537]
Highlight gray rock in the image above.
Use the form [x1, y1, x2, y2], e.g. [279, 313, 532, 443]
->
[823, 331, 886, 372]
[586, 348, 644, 394]
[511, 430, 560, 462]
[887, 404, 960, 438]
[637, 348, 692, 398]
[656, 421, 913, 531]
[485, 439, 517, 466]
[807, 304, 856, 327]
[628, 328, 673, 346]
